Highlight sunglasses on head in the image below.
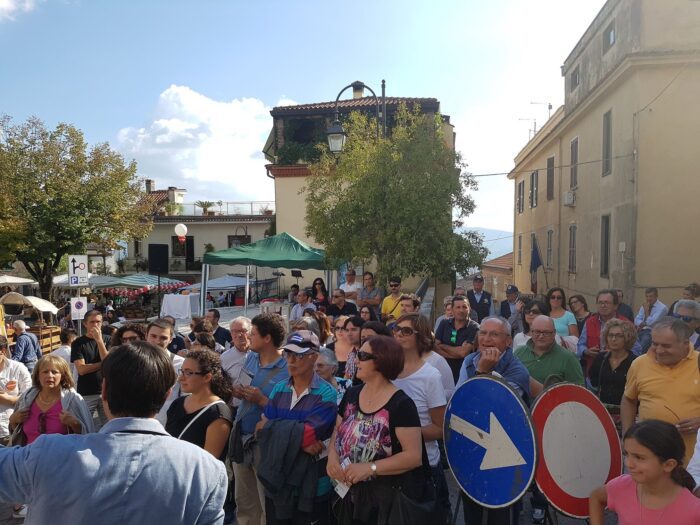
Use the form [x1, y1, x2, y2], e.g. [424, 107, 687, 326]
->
[357, 350, 376, 362]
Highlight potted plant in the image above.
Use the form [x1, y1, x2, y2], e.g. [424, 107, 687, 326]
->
[195, 200, 215, 215]
[164, 202, 183, 216]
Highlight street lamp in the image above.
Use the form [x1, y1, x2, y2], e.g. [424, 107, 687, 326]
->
[327, 80, 386, 154]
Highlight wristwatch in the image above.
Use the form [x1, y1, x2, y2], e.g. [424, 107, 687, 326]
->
[369, 462, 377, 476]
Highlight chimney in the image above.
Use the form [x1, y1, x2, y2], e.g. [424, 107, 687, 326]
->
[351, 81, 365, 99]
[167, 186, 177, 203]
[145, 179, 154, 193]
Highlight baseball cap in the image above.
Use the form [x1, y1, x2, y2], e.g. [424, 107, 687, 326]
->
[283, 330, 320, 354]
[473, 275, 484, 282]
[506, 285, 519, 294]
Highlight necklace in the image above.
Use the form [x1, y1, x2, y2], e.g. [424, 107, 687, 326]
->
[637, 485, 668, 525]
[37, 391, 60, 405]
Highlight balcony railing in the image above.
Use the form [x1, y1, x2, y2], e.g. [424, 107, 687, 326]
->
[158, 201, 275, 217]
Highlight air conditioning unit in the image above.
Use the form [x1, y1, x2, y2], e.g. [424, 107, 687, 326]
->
[563, 191, 576, 207]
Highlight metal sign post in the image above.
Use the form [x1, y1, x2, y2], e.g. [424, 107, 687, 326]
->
[70, 297, 87, 337]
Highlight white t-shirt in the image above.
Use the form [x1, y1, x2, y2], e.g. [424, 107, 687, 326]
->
[425, 351, 455, 400]
[0, 359, 32, 437]
[156, 353, 185, 425]
[49, 345, 78, 382]
[340, 282, 362, 304]
[392, 363, 446, 467]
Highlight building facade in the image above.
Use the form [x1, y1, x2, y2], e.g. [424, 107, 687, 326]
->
[509, 0, 700, 309]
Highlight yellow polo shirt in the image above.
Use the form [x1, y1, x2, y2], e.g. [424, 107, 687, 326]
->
[624, 346, 700, 464]
[380, 294, 402, 319]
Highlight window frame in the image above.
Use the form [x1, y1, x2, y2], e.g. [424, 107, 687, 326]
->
[529, 170, 539, 208]
[517, 235, 522, 265]
[568, 224, 577, 274]
[546, 229, 553, 269]
[546, 156, 555, 201]
[570, 65, 580, 92]
[602, 110, 613, 176]
[570, 137, 579, 189]
[600, 215, 611, 277]
[603, 21, 616, 54]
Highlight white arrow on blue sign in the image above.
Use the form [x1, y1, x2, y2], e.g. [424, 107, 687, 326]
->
[444, 375, 536, 508]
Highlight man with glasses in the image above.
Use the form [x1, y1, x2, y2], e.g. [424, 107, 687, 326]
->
[515, 315, 584, 398]
[255, 330, 337, 524]
[340, 268, 361, 305]
[380, 276, 402, 323]
[230, 313, 288, 525]
[435, 295, 480, 382]
[223, 317, 253, 414]
[577, 289, 641, 379]
[325, 289, 358, 319]
[672, 300, 700, 349]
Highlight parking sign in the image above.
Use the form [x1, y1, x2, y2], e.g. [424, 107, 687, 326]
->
[68, 255, 89, 287]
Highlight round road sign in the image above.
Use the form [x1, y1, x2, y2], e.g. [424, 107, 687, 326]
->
[444, 376, 536, 509]
[531, 383, 622, 518]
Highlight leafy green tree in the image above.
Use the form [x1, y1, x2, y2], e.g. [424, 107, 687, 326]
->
[305, 105, 487, 284]
[0, 116, 156, 297]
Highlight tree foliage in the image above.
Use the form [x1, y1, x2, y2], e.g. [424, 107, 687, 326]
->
[0, 116, 156, 297]
[304, 105, 487, 284]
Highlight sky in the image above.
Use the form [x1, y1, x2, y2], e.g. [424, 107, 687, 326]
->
[0, 0, 606, 240]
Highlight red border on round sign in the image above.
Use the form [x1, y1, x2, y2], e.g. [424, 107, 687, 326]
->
[531, 383, 622, 519]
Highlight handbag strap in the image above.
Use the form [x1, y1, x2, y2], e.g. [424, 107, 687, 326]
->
[177, 400, 225, 439]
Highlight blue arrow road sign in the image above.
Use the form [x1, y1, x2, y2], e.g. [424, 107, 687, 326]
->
[444, 376, 536, 508]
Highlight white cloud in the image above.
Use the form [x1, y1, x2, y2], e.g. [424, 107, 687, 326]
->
[117, 85, 294, 204]
[0, 0, 36, 21]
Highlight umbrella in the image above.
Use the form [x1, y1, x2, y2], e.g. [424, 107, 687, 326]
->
[0, 292, 59, 314]
[0, 276, 37, 286]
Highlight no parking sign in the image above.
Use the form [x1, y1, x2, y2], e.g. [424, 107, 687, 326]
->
[70, 297, 87, 321]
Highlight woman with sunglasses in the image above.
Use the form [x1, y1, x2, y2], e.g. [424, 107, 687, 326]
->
[109, 323, 146, 347]
[311, 277, 330, 310]
[568, 294, 591, 335]
[358, 305, 378, 323]
[392, 313, 450, 522]
[546, 287, 579, 338]
[9, 355, 93, 444]
[327, 336, 429, 523]
[165, 349, 233, 460]
[512, 299, 551, 350]
[326, 316, 351, 375]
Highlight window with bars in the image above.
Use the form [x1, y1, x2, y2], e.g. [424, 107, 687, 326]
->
[517, 235, 522, 265]
[516, 180, 525, 214]
[568, 224, 577, 273]
[570, 138, 579, 189]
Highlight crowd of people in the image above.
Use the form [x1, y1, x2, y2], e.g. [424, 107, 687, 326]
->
[0, 275, 699, 525]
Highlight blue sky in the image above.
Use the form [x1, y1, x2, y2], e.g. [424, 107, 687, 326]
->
[1, 0, 605, 236]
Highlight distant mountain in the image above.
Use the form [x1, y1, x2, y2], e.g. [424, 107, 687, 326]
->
[464, 227, 513, 260]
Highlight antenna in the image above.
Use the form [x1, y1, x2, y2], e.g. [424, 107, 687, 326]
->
[518, 117, 537, 140]
[531, 101, 553, 119]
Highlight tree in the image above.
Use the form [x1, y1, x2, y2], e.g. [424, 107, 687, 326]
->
[0, 116, 156, 297]
[304, 105, 487, 284]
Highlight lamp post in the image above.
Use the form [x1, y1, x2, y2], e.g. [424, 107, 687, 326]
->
[327, 80, 386, 154]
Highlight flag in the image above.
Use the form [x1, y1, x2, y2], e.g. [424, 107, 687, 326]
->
[530, 236, 543, 294]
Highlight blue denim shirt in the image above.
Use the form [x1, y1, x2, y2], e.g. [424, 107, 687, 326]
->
[0, 417, 227, 525]
[236, 352, 289, 435]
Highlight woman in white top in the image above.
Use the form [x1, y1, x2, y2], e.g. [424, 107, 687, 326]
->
[391, 313, 450, 522]
[547, 287, 579, 337]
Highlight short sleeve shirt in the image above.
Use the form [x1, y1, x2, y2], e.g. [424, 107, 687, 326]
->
[358, 287, 383, 316]
[235, 352, 289, 435]
[435, 318, 479, 380]
[165, 397, 233, 461]
[514, 341, 585, 386]
[71, 335, 111, 396]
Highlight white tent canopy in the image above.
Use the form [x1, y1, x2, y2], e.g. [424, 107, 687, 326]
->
[0, 292, 59, 314]
[0, 275, 37, 286]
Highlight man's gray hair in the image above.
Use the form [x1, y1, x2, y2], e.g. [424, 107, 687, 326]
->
[13, 320, 27, 331]
[480, 316, 512, 335]
[651, 316, 692, 341]
[674, 300, 700, 318]
[230, 316, 252, 332]
[291, 317, 320, 338]
[319, 347, 339, 368]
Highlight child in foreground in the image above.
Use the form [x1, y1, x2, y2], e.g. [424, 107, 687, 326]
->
[589, 419, 700, 525]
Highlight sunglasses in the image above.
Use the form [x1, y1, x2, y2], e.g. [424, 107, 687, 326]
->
[672, 312, 700, 323]
[283, 350, 314, 360]
[392, 325, 416, 337]
[526, 309, 541, 315]
[550, 295, 563, 300]
[332, 295, 343, 298]
[357, 350, 376, 362]
[178, 369, 207, 377]
[389, 283, 400, 287]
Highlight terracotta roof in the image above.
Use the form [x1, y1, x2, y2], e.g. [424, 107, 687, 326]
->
[482, 252, 513, 271]
[141, 190, 169, 209]
[265, 164, 311, 179]
[271, 97, 440, 117]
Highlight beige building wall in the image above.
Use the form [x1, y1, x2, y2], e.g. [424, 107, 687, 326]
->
[511, 0, 700, 310]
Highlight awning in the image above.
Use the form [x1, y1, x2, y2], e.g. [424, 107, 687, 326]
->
[0, 292, 59, 314]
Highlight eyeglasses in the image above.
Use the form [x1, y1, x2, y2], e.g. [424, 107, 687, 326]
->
[178, 369, 207, 377]
[478, 330, 507, 338]
[389, 283, 400, 288]
[356, 351, 376, 362]
[672, 312, 700, 323]
[550, 295, 563, 300]
[606, 333, 625, 340]
[597, 301, 613, 306]
[568, 300, 580, 306]
[526, 309, 541, 315]
[283, 350, 314, 360]
[232, 329, 249, 335]
[531, 330, 554, 337]
[334, 326, 346, 332]
[392, 326, 416, 337]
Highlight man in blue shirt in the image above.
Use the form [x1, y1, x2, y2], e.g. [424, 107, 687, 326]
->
[0, 341, 227, 525]
[11, 321, 41, 373]
[634, 287, 668, 353]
